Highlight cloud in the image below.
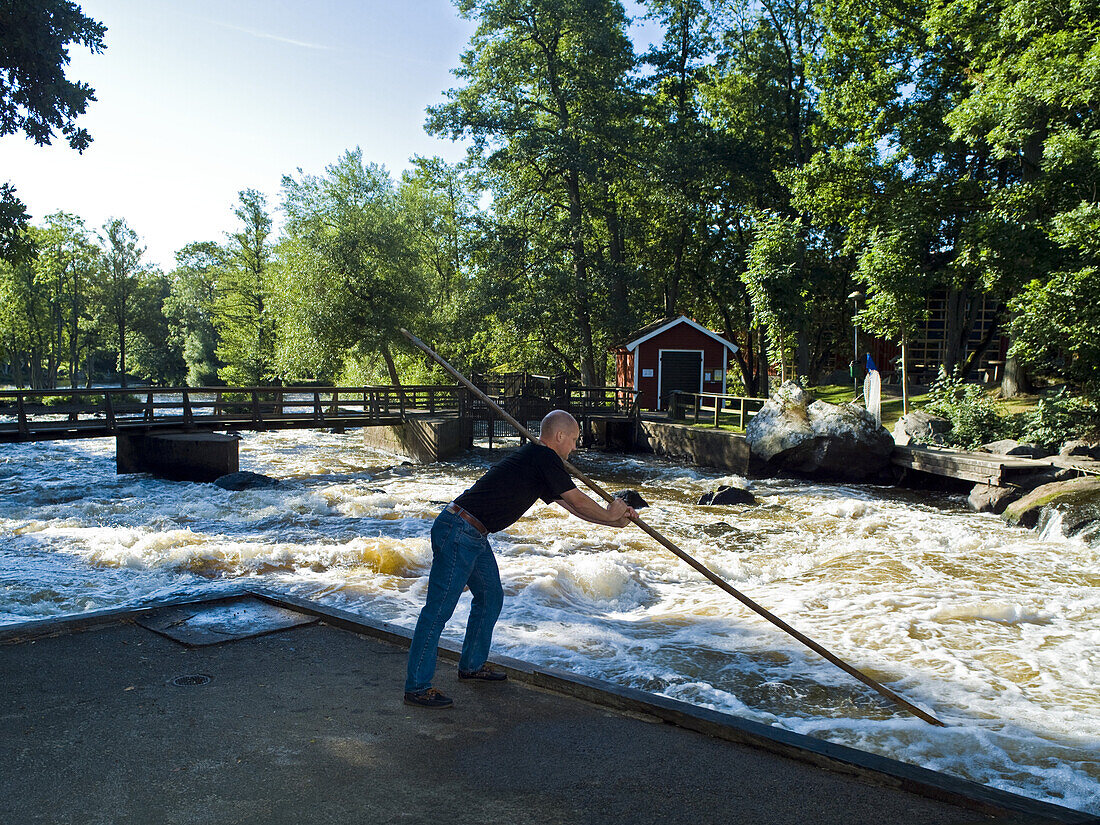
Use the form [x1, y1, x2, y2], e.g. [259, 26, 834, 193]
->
[213, 20, 336, 51]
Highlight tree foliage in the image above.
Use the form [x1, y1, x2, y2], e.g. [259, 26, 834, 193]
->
[277, 149, 425, 384]
[0, 0, 106, 265]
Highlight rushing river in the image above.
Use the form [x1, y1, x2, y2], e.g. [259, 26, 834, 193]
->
[1, 429, 1097, 815]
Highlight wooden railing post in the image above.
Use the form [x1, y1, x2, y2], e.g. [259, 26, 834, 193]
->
[182, 390, 193, 426]
[144, 392, 154, 422]
[105, 391, 117, 433]
[17, 394, 28, 435]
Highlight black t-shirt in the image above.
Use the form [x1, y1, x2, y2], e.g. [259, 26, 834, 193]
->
[453, 442, 576, 533]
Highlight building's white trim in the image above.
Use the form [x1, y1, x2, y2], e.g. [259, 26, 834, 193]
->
[626, 315, 739, 355]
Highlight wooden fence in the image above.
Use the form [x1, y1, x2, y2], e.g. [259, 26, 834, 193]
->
[669, 391, 767, 430]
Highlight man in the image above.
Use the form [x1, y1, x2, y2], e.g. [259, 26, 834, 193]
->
[404, 409, 637, 708]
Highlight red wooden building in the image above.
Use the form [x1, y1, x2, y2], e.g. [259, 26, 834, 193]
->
[612, 316, 739, 411]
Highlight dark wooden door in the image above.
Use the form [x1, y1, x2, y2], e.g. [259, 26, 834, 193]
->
[658, 350, 702, 409]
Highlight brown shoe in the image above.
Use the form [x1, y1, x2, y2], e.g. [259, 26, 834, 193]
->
[458, 665, 507, 682]
[404, 687, 454, 708]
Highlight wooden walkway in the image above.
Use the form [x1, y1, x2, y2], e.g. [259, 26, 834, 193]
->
[892, 444, 1099, 485]
[0, 384, 637, 443]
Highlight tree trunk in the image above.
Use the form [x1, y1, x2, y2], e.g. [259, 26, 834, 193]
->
[603, 193, 631, 341]
[1001, 355, 1031, 398]
[381, 343, 402, 388]
[758, 327, 771, 396]
[565, 171, 596, 385]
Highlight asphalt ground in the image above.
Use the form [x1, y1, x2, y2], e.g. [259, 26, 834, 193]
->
[1, 601, 1086, 825]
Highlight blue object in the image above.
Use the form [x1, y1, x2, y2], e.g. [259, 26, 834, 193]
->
[406, 508, 503, 693]
[865, 353, 878, 373]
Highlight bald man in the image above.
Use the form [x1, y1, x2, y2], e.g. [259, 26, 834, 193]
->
[404, 409, 636, 708]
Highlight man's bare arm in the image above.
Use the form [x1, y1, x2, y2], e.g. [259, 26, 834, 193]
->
[555, 487, 636, 527]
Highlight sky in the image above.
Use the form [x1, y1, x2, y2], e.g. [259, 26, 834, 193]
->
[1, 1, 661, 271]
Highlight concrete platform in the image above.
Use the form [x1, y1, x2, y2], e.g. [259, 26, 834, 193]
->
[2, 592, 1092, 825]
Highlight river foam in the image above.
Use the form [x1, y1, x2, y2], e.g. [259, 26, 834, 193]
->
[0, 429, 1097, 815]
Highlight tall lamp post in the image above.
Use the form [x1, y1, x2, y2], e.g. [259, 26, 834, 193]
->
[848, 291, 863, 396]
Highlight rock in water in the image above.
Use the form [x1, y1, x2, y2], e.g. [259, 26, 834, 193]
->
[614, 489, 649, 509]
[746, 380, 894, 481]
[1002, 477, 1100, 531]
[213, 471, 280, 491]
[697, 485, 757, 506]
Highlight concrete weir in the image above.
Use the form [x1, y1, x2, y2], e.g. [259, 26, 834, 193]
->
[360, 416, 470, 462]
[116, 430, 240, 482]
[1, 591, 1092, 825]
[636, 419, 751, 474]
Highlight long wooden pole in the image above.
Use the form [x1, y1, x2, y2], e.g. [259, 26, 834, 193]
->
[400, 329, 945, 727]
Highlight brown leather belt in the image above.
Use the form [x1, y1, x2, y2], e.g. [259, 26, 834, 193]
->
[446, 502, 488, 537]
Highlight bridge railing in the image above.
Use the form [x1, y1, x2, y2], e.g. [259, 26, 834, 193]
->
[0, 382, 637, 441]
[0, 385, 466, 437]
[669, 390, 767, 430]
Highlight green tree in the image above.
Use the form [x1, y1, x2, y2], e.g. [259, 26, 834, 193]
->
[698, 0, 852, 390]
[742, 211, 805, 381]
[798, 0, 1024, 384]
[428, 0, 637, 383]
[0, 0, 106, 261]
[96, 217, 145, 387]
[213, 189, 274, 385]
[165, 241, 224, 386]
[277, 149, 425, 385]
[34, 211, 98, 388]
[127, 267, 184, 385]
[932, 0, 1100, 396]
[0, 255, 43, 386]
[854, 228, 932, 412]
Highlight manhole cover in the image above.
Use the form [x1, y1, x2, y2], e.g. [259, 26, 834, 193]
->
[170, 674, 212, 687]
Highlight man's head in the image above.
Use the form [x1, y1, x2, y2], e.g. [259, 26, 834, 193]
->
[539, 410, 580, 460]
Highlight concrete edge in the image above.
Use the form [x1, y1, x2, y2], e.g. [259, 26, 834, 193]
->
[4, 588, 1094, 825]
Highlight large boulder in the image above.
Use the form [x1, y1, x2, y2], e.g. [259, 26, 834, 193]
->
[745, 381, 894, 481]
[1002, 476, 1100, 531]
[967, 467, 1077, 513]
[892, 411, 952, 446]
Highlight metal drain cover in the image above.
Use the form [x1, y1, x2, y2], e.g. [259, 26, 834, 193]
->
[171, 674, 212, 687]
[136, 595, 318, 646]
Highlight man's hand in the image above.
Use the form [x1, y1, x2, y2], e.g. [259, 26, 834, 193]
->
[558, 488, 637, 527]
[605, 496, 636, 527]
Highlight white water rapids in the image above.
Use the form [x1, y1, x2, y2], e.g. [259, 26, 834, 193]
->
[1, 429, 1097, 815]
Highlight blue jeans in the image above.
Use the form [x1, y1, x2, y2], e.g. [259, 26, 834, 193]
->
[404, 508, 503, 694]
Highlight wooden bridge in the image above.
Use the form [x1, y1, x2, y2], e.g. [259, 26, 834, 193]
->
[0, 383, 637, 481]
[0, 383, 636, 444]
